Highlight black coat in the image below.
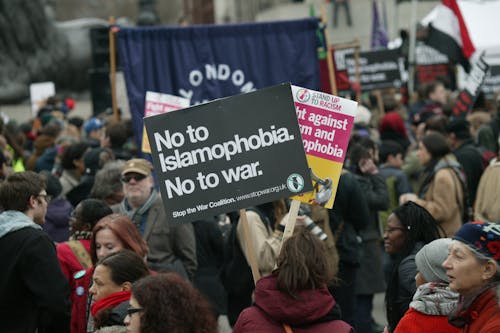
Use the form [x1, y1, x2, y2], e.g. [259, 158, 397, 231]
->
[453, 139, 484, 203]
[0, 228, 71, 332]
[328, 172, 370, 265]
[193, 219, 227, 316]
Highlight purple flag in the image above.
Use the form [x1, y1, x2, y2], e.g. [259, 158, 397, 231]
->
[371, 0, 389, 49]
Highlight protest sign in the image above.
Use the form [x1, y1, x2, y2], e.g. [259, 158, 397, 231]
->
[142, 91, 190, 153]
[332, 47, 355, 93]
[415, 43, 454, 87]
[345, 49, 404, 91]
[30, 82, 55, 116]
[481, 65, 500, 99]
[290, 85, 357, 208]
[144, 83, 312, 224]
[453, 53, 490, 117]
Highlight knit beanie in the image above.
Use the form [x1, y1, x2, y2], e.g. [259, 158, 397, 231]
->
[415, 238, 452, 283]
[453, 221, 500, 262]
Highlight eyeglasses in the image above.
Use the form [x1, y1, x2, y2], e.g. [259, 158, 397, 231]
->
[126, 307, 144, 316]
[37, 194, 52, 204]
[384, 226, 407, 234]
[121, 173, 147, 184]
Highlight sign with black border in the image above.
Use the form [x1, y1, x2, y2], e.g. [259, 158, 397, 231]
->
[144, 83, 313, 223]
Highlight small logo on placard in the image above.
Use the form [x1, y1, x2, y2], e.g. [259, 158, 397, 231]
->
[287, 173, 304, 193]
[296, 88, 310, 103]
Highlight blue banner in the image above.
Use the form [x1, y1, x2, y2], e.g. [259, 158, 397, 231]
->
[116, 18, 321, 151]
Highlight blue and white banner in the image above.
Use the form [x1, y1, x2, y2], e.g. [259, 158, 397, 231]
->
[117, 18, 321, 152]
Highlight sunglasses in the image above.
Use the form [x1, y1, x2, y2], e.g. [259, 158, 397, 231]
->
[121, 173, 147, 183]
[126, 307, 144, 316]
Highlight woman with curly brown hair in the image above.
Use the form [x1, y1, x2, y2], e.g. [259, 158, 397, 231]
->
[124, 273, 217, 333]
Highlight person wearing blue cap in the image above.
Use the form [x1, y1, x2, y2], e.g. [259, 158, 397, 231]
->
[83, 117, 105, 148]
[443, 221, 500, 332]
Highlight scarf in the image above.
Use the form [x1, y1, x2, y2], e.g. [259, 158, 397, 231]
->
[70, 230, 92, 241]
[90, 290, 131, 317]
[448, 283, 498, 328]
[120, 189, 158, 232]
[0, 210, 42, 238]
[410, 282, 459, 316]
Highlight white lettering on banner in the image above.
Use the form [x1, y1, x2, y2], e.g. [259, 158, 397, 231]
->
[221, 162, 262, 183]
[303, 139, 344, 157]
[165, 177, 196, 198]
[155, 125, 294, 172]
[178, 63, 257, 105]
[464, 57, 489, 96]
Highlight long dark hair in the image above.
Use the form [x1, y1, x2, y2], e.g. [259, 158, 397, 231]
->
[385, 202, 442, 332]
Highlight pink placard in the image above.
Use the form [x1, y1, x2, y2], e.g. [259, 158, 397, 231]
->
[295, 102, 354, 163]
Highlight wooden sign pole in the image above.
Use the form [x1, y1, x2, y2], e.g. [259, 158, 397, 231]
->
[109, 16, 119, 122]
[320, 5, 338, 95]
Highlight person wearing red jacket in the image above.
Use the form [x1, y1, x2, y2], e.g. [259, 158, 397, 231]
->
[57, 199, 112, 282]
[71, 214, 148, 333]
[394, 238, 460, 333]
[89, 250, 149, 331]
[444, 222, 500, 333]
[233, 230, 353, 333]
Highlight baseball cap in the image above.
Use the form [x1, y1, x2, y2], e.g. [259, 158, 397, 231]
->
[121, 158, 153, 177]
[83, 118, 104, 134]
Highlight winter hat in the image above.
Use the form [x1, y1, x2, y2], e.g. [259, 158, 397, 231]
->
[354, 105, 372, 125]
[445, 118, 471, 140]
[83, 117, 104, 134]
[84, 148, 104, 176]
[380, 112, 408, 139]
[39, 171, 63, 198]
[415, 238, 452, 283]
[453, 221, 500, 262]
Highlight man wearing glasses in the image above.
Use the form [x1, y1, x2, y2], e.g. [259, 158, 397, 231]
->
[0, 171, 70, 332]
[112, 158, 197, 280]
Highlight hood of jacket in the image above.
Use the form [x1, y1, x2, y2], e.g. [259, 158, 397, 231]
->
[45, 198, 73, 228]
[0, 210, 42, 238]
[254, 275, 337, 326]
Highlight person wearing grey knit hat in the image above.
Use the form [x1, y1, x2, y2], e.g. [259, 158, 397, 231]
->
[415, 238, 452, 285]
[394, 238, 460, 333]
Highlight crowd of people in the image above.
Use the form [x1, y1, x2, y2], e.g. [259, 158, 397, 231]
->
[0, 75, 500, 333]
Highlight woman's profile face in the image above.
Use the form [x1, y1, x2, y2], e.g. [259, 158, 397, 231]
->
[417, 142, 432, 166]
[89, 264, 123, 302]
[95, 228, 125, 261]
[124, 295, 142, 333]
[442, 241, 490, 298]
[383, 213, 407, 255]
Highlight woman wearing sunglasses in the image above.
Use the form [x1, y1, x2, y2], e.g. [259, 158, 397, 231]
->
[90, 250, 149, 332]
[124, 273, 217, 333]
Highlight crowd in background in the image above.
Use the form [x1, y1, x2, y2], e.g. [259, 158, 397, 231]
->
[0, 75, 500, 333]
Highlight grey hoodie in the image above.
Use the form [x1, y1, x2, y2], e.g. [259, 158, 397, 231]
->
[0, 210, 42, 238]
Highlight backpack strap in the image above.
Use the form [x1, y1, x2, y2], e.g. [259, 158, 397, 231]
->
[67, 240, 92, 269]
